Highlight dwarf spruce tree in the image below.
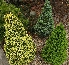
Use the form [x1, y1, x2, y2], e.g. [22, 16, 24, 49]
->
[0, 0, 28, 41]
[34, 0, 54, 37]
[41, 23, 68, 65]
[4, 12, 36, 65]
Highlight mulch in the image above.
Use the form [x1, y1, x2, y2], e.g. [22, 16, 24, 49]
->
[28, 0, 69, 65]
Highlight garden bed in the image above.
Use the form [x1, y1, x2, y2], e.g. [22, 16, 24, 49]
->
[0, 0, 69, 65]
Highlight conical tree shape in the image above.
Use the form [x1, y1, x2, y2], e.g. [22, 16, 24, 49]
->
[0, 0, 28, 41]
[4, 12, 36, 65]
[41, 23, 68, 65]
[34, 0, 54, 37]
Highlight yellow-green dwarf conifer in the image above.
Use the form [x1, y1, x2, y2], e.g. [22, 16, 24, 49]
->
[4, 12, 36, 65]
[0, 0, 28, 41]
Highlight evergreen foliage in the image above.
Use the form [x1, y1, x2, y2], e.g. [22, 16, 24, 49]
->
[4, 12, 36, 65]
[34, 0, 54, 37]
[41, 23, 68, 65]
[0, 0, 29, 41]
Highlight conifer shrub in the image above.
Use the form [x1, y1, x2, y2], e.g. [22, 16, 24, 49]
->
[41, 23, 68, 65]
[34, 0, 54, 37]
[0, 0, 29, 41]
[4, 12, 36, 65]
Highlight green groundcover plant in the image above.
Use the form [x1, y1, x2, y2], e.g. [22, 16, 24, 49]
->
[4, 12, 36, 65]
[34, 0, 54, 37]
[0, 0, 29, 41]
[41, 23, 68, 65]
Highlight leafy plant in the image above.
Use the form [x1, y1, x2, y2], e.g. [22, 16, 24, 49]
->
[0, 0, 29, 41]
[34, 0, 54, 37]
[41, 23, 68, 65]
[4, 12, 36, 65]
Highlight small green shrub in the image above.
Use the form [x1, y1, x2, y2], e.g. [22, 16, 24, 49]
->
[34, 0, 54, 37]
[4, 12, 36, 65]
[0, 1, 29, 41]
[41, 23, 68, 65]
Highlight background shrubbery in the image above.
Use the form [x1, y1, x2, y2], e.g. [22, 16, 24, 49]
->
[41, 23, 68, 65]
[4, 12, 36, 65]
[34, 0, 54, 37]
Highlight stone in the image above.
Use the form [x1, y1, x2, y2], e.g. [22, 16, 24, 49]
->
[30, 11, 36, 16]
[0, 46, 9, 65]
[0, 60, 3, 65]
[0, 48, 2, 60]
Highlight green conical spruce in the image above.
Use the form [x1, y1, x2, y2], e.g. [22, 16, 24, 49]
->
[4, 12, 36, 65]
[34, 0, 54, 37]
[41, 23, 68, 65]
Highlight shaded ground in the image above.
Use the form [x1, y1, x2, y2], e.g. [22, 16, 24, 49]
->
[0, 0, 69, 65]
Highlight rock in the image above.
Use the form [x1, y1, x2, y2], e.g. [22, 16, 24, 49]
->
[30, 11, 36, 16]
[0, 46, 9, 65]
[0, 60, 3, 65]
[0, 49, 2, 60]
